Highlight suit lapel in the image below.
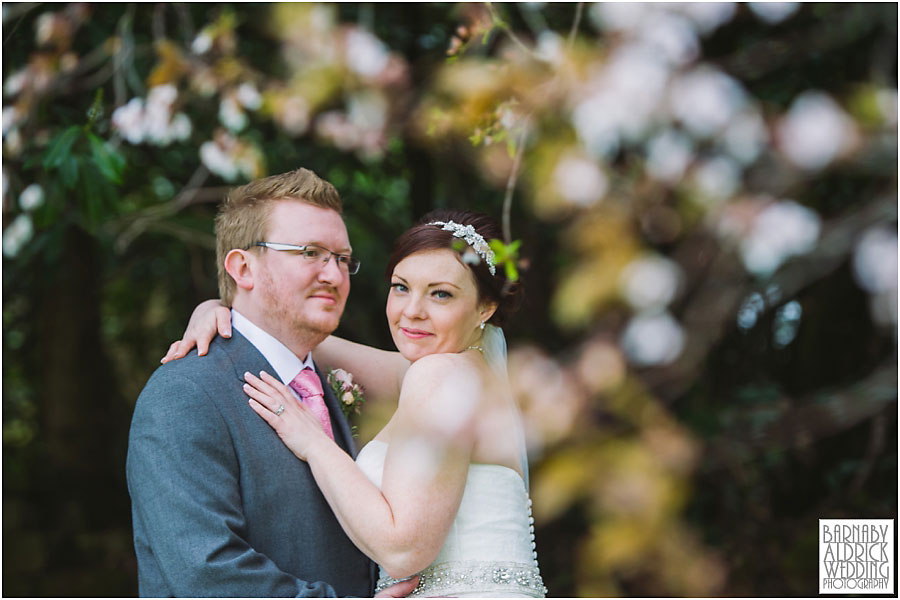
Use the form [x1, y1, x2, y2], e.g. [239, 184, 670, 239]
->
[315, 364, 358, 458]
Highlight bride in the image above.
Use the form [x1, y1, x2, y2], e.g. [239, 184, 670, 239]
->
[167, 211, 547, 598]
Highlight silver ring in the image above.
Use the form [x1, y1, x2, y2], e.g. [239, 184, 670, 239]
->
[274, 404, 285, 416]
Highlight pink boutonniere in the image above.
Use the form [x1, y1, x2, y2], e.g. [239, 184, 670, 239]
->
[327, 368, 365, 435]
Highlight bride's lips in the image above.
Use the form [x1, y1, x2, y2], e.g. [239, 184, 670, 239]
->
[400, 327, 433, 339]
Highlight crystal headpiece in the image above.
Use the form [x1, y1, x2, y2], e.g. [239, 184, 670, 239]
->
[427, 220, 497, 275]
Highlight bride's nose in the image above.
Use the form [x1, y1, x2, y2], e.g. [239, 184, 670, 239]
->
[401, 294, 427, 320]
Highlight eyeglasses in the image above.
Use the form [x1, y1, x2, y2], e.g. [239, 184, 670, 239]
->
[253, 242, 361, 275]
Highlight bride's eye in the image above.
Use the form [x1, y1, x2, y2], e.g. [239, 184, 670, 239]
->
[432, 289, 452, 299]
[390, 282, 408, 293]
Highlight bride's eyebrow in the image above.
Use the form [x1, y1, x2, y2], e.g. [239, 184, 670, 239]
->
[392, 274, 461, 289]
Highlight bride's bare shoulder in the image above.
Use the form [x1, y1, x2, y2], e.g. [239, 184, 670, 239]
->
[402, 352, 486, 389]
[396, 353, 485, 429]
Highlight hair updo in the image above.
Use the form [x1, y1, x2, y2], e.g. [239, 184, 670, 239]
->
[384, 209, 522, 327]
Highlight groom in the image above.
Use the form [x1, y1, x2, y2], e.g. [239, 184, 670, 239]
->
[126, 168, 414, 597]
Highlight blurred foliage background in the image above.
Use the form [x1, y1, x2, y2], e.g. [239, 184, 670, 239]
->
[2, 2, 897, 596]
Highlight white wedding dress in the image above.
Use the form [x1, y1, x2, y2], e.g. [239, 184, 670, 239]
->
[358, 439, 547, 598]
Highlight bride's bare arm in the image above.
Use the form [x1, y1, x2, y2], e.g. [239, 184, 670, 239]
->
[312, 336, 409, 405]
[308, 354, 475, 578]
[160, 300, 410, 402]
[246, 354, 476, 579]
[160, 300, 232, 363]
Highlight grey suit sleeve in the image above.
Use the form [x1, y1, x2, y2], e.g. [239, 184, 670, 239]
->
[126, 372, 337, 597]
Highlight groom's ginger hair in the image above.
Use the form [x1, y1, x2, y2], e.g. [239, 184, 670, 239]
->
[214, 168, 343, 306]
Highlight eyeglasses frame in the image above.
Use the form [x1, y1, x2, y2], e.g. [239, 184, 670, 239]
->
[252, 241, 361, 275]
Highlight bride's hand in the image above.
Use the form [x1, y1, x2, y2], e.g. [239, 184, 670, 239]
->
[160, 299, 232, 363]
[244, 371, 329, 461]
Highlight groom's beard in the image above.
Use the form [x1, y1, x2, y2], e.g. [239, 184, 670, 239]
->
[257, 266, 343, 348]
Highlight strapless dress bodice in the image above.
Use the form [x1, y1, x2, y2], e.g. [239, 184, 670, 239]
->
[357, 440, 547, 598]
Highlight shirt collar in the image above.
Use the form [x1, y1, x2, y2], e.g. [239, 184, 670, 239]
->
[231, 308, 314, 384]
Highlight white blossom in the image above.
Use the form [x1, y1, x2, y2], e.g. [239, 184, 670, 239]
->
[852, 226, 897, 295]
[669, 67, 746, 138]
[590, 2, 650, 33]
[345, 28, 389, 78]
[35, 13, 56, 46]
[169, 113, 192, 141]
[4, 69, 27, 97]
[621, 311, 685, 366]
[147, 84, 177, 107]
[646, 129, 693, 183]
[777, 91, 855, 170]
[722, 110, 768, 164]
[620, 254, 683, 310]
[191, 32, 213, 55]
[553, 155, 607, 206]
[4, 128, 22, 154]
[692, 155, 741, 202]
[200, 141, 238, 181]
[236, 83, 263, 110]
[112, 97, 146, 144]
[279, 95, 310, 135]
[739, 200, 821, 276]
[674, 2, 737, 35]
[3, 213, 33, 258]
[573, 43, 671, 156]
[748, 2, 800, 24]
[3, 106, 19, 134]
[536, 31, 564, 65]
[219, 96, 248, 132]
[347, 92, 387, 131]
[18, 184, 44, 211]
[875, 88, 898, 127]
[638, 11, 699, 67]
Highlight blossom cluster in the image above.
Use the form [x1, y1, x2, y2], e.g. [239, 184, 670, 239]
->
[327, 368, 365, 420]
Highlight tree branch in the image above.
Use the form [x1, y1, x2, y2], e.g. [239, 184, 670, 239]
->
[567, 2, 584, 48]
[485, 2, 543, 62]
[502, 118, 530, 244]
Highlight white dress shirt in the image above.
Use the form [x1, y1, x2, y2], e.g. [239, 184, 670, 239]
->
[231, 309, 314, 403]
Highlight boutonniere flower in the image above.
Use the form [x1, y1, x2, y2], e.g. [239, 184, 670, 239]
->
[327, 368, 365, 434]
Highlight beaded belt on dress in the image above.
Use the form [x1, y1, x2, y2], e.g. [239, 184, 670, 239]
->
[374, 560, 547, 597]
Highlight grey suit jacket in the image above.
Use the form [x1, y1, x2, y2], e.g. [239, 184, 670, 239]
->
[126, 331, 375, 597]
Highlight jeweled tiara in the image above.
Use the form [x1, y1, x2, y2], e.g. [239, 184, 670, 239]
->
[426, 220, 497, 275]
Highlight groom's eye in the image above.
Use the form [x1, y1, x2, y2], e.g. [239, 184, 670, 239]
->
[300, 247, 323, 259]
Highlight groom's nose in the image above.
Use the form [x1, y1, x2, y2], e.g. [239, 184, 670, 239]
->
[316, 254, 345, 285]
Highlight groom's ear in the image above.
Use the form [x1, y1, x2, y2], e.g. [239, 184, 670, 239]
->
[224, 249, 255, 292]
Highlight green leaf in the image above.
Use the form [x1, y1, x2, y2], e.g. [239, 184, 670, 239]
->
[488, 239, 522, 282]
[59, 155, 79, 190]
[87, 133, 125, 184]
[504, 260, 518, 281]
[43, 126, 82, 170]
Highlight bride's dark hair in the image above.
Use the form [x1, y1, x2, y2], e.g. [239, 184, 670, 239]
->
[384, 210, 522, 327]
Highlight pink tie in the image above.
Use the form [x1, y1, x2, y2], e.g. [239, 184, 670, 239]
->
[288, 368, 335, 441]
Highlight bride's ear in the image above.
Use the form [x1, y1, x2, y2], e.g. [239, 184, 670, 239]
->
[224, 249, 255, 292]
[478, 301, 498, 326]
